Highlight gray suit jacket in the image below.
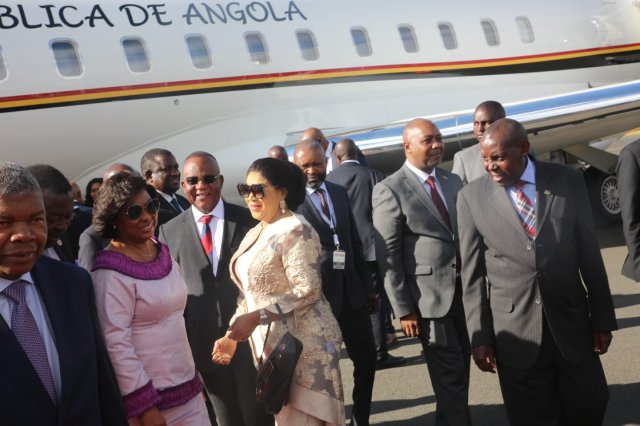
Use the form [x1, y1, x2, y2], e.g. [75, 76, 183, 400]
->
[158, 202, 256, 373]
[617, 139, 640, 281]
[457, 159, 617, 369]
[373, 164, 462, 319]
[452, 144, 485, 185]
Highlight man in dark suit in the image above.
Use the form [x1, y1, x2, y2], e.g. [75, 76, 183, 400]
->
[457, 119, 617, 425]
[141, 148, 190, 225]
[617, 138, 640, 282]
[0, 162, 127, 426]
[373, 119, 471, 426]
[158, 151, 271, 426]
[293, 140, 377, 426]
[326, 138, 405, 370]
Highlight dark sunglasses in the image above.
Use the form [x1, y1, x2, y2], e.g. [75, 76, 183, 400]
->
[237, 183, 274, 199]
[121, 198, 160, 220]
[185, 175, 219, 185]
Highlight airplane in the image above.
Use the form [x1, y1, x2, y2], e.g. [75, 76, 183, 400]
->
[1, 0, 639, 221]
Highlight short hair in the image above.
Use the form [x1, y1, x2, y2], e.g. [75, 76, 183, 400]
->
[92, 173, 158, 239]
[247, 158, 306, 210]
[185, 151, 217, 162]
[295, 139, 324, 157]
[141, 148, 174, 171]
[483, 118, 528, 147]
[335, 138, 358, 159]
[26, 164, 71, 195]
[0, 161, 41, 196]
[84, 177, 103, 207]
[475, 100, 506, 118]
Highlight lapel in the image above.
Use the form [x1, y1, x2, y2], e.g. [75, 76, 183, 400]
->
[438, 170, 458, 234]
[491, 179, 528, 238]
[534, 162, 555, 236]
[218, 201, 237, 274]
[301, 193, 332, 236]
[229, 225, 261, 287]
[184, 206, 212, 270]
[400, 165, 451, 232]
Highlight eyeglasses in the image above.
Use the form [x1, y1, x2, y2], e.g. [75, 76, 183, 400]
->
[185, 175, 219, 185]
[237, 183, 275, 199]
[121, 198, 160, 220]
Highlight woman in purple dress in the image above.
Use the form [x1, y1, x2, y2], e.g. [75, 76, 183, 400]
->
[91, 173, 210, 426]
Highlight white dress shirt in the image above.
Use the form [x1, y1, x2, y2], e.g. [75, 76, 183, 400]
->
[191, 201, 225, 276]
[325, 142, 337, 174]
[404, 160, 449, 211]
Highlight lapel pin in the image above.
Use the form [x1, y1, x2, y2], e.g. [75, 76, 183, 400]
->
[544, 189, 551, 195]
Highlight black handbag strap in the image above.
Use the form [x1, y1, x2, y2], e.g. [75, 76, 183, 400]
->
[258, 304, 288, 367]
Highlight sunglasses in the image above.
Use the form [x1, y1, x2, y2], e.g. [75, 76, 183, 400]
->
[185, 175, 219, 185]
[121, 198, 160, 220]
[237, 183, 274, 199]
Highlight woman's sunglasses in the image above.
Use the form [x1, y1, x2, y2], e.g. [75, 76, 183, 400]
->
[237, 183, 272, 199]
[121, 198, 160, 220]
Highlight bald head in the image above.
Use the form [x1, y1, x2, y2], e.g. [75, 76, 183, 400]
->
[268, 145, 289, 161]
[300, 127, 329, 151]
[103, 163, 138, 182]
[481, 118, 528, 150]
[334, 138, 358, 164]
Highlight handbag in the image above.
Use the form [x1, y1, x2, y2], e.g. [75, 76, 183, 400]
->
[255, 304, 303, 414]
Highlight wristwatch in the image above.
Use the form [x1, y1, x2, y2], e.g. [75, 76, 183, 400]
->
[258, 308, 269, 326]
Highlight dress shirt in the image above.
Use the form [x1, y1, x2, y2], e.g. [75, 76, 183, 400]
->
[0, 273, 62, 399]
[325, 142, 337, 174]
[191, 201, 225, 275]
[340, 160, 360, 166]
[507, 157, 537, 211]
[404, 160, 449, 211]
[44, 247, 61, 261]
[157, 190, 183, 212]
[306, 183, 338, 229]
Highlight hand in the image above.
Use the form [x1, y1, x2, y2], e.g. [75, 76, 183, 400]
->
[366, 293, 379, 314]
[400, 313, 421, 337]
[212, 335, 237, 365]
[472, 345, 497, 373]
[227, 311, 260, 341]
[592, 331, 613, 355]
[139, 407, 166, 426]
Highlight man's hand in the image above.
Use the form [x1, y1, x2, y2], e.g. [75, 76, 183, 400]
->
[592, 331, 613, 355]
[366, 293, 379, 314]
[139, 407, 166, 426]
[472, 345, 497, 373]
[400, 313, 421, 337]
[227, 311, 260, 341]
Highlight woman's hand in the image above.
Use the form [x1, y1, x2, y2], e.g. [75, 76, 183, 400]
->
[227, 311, 260, 341]
[212, 335, 237, 365]
[139, 407, 166, 426]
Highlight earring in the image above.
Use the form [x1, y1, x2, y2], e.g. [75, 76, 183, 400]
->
[279, 199, 287, 214]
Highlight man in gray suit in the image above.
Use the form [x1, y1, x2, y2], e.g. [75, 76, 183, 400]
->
[617, 138, 640, 282]
[452, 101, 506, 185]
[158, 152, 271, 426]
[457, 118, 617, 425]
[373, 119, 471, 425]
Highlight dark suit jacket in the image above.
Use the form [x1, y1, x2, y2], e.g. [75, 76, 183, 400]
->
[0, 257, 126, 426]
[295, 182, 373, 315]
[65, 203, 93, 259]
[77, 226, 109, 271]
[157, 193, 191, 226]
[326, 161, 384, 262]
[457, 159, 617, 369]
[52, 233, 76, 264]
[617, 139, 640, 281]
[158, 202, 256, 373]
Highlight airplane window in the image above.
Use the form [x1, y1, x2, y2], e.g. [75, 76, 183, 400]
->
[51, 41, 83, 77]
[245, 33, 269, 65]
[122, 38, 151, 73]
[516, 17, 534, 43]
[438, 23, 458, 50]
[185, 35, 213, 69]
[398, 25, 419, 53]
[0, 48, 6, 80]
[351, 28, 372, 57]
[481, 19, 500, 46]
[296, 30, 319, 61]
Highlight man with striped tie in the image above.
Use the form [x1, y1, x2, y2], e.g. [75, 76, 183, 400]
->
[457, 118, 618, 426]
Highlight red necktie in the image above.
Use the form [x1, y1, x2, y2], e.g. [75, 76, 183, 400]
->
[199, 215, 213, 258]
[426, 176, 451, 230]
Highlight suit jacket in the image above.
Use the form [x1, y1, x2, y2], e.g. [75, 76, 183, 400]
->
[452, 144, 485, 185]
[295, 181, 373, 315]
[157, 193, 191, 226]
[77, 226, 109, 272]
[65, 203, 93, 259]
[52, 233, 76, 264]
[373, 165, 461, 319]
[158, 202, 256, 373]
[457, 159, 617, 369]
[0, 257, 126, 426]
[617, 139, 640, 281]
[325, 161, 384, 262]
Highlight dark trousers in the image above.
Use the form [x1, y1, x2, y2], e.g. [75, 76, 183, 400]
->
[418, 283, 471, 426]
[368, 261, 392, 360]
[497, 320, 609, 426]
[337, 300, 377, 426]
[200, 341, 274, 426]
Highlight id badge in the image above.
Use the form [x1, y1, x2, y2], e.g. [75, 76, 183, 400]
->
[333, 250, 346, 270]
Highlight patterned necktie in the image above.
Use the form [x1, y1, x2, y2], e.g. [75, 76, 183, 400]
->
[2, 280, 57, 404]
[425, 176, 451, 230]
[199, 215, 214, 258]
[169, 197, 182, 213]
[513, 180, 536, 239]
[316, 188, 332, 221]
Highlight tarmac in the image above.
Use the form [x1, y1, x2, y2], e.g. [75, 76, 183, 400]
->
[339, 223, 640, 425]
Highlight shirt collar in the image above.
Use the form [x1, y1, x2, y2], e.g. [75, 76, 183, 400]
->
[191, 199, 225, 222]
[325, 141, 333, 158]
[517, 156, 536, 186]
[404, 160, 438, 183]
[305, 182, 328, 196]
[0, 272, 34, 293]
[156, 190, 175, 203]
[341, 160, 360, 165]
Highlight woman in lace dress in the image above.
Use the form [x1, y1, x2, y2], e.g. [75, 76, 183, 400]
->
[91, 173, 210, 426]
[212, 158, 345, 426]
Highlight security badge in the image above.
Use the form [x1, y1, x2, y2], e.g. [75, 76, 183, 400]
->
[333, 249, 346, 270]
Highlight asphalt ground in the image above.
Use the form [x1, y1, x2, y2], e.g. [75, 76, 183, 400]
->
[339, 223, 640, 425]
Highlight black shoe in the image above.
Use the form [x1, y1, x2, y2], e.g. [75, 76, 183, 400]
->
[376, 354, 406, 370]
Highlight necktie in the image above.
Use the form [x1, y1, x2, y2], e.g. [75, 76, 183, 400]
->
[316, 188, 332, 221]
[425, 176, 451, 230]
[199, 215, 214, 258]
[169, 197, 182, 213]
[513, 180, 536, 239]
[2, 280, 57, 404]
